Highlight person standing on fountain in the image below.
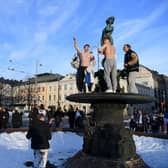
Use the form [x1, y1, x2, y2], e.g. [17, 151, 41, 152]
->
[123, 44, 139, 93]
[73, 37, 95, 92]
[98, 36, 117, 93]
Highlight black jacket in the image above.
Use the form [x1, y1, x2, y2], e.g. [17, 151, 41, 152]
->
[26, 120, 51, 149]
[12, 112, 22, 127]
[0, 111, 9, 122]
[124, 49, 139, 72]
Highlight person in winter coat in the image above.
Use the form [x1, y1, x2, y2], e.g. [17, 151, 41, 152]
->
[12, 110, 22, 128]
[26, 114, 51, 168]
[53, 106, 64, 128]
[0, 107, 9, 129]
[68, 105, 75, 129]
[39, 104, 47, 116]
[136, 110, 143, 132]
[142, 114, 149, 133]
[75, 108, 82, 128]
[29, 105, 39, 127]
[151, 115, 160, 133]
[47, 107, 55, 123]
[163, 108, 168, 134]
[158, 112, 164, 132]
[130, 115, 137, 132]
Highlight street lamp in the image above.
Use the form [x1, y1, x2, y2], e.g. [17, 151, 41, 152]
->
[8, 59, 43, 106]
[34, 60, 43, 105]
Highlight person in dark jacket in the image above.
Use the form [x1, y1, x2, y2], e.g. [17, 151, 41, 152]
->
[47, 107, 55, 123]
[75, 107, 82, 128]
[123, 44, 139, 93]
[130, 115, 137, 132]
[143, 114, 149, 133]
[151, 115, 160, 133]
[158, 112, 164, 132]
[68, 105, 75, 129]
[53, 106, 64, 128]
[0, 107, 9, 129]
[12, 110, 22, 128]
[28, 105, 39, 127]
[26, 114, 51, 168]
[163, 108, 168, 134]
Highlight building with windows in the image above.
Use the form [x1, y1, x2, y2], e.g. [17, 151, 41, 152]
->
[0, 83, 13, 106]
[11, 73, 89, 112]
[12, 73, 63, 109]
[5, 65, 168, 113]
[57, 74, 89, 111]
[135, 65, 168, 112]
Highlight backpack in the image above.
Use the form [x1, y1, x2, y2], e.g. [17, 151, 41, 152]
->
[71, 54, 80, 69]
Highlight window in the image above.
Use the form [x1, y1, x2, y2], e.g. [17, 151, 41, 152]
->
[64, 95, 67, 101]
[142, 81, 148, 86]
[64, 84, 67, 90]
[54, 95, 56, 101]
[37, 87, 40, 92]
[70, 84, 73, 90]
[42, 87, 45, 92]
[49, 95, 51, 101]
[42, 96, 44, 101]
[58, 86, 61, 92]
[49, 86, 52, 91]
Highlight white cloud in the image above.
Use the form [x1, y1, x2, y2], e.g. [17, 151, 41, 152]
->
[140, 44, 168, 66]
[0, 42, 12, 50]
[34, 32, 48, 44]
[15, 0, 26, 4]
[9, 50, 27, 61]
[115, 2, 168, 44]
[33, 0, 80, 45]
[8, 0, 81, 61]
[39, 5, 59, 17]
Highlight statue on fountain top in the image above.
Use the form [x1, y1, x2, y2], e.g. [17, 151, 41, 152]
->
[101, 16, 115, 46]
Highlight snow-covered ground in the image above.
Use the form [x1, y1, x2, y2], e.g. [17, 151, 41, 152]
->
[134, 135, 168, 168]
[0, 132, 168, 168]
[0, 132, 83, 168]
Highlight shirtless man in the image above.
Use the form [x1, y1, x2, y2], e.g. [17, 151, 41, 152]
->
[73, 37, 95, 92]
[98, 36, 117, 92]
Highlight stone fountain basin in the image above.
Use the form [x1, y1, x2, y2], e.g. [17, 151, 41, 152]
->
[66, 93, 155, 104]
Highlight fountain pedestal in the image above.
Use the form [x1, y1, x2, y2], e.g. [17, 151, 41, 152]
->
[64, 93, 154, 168]
[83, 103, 136, 161]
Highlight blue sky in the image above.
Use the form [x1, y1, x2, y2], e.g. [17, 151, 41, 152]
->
[0, 0, 168, 80]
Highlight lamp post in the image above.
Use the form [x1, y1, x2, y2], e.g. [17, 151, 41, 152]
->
[8, 59, 43, 106]
[34, 60, 43, 105]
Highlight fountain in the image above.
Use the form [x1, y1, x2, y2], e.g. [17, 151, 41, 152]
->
[63, 16, 155, 167]
[64, 93, 154, 168]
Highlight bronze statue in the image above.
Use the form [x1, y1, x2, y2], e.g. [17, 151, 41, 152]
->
[101, 16, 115, 45]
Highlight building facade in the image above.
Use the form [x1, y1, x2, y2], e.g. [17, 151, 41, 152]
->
[1, 65, 167, 113]
[0, 83, 13, 106]
[11, 73, 89, 112]
[135, 65, 168, 112]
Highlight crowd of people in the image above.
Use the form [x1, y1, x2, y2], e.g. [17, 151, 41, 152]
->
[0, 107, 22, 129]
[129, 108, 168, 134]
[0, 104, 89, 131]
[1, 104, 168, 136]
[29, 104, 89, 129]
